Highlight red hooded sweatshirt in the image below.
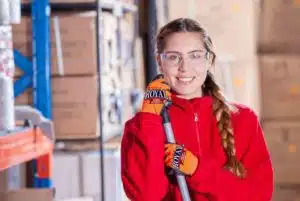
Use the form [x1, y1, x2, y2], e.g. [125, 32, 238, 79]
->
[121, 95, 273, 201]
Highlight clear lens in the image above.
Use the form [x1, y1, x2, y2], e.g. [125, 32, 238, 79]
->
[161, 51, 207, 67]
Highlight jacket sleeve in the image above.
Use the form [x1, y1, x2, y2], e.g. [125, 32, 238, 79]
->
[121, 112, 170, 201]
[187, 109, 274, 201]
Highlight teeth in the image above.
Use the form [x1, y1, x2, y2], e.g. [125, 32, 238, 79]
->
[178, 77, 193, 82]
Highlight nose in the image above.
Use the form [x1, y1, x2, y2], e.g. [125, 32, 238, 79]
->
[178, 59, 188, 72]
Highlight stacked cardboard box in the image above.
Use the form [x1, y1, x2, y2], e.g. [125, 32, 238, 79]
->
[13, 9, 141, 140]
[260, 55, 300, 197]
[167, 0, 261, 116]
[52, 148, 127, 201]
[0, 189, 53, 201]
[259, 0, 300, 54]
[259, 0, 300, 198]
[0, 164, 26, 193]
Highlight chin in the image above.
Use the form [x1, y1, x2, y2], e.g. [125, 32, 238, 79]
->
[172, 87, 202, 99]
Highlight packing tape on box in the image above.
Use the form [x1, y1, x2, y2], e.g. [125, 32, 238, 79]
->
[53, 16, 65, 76]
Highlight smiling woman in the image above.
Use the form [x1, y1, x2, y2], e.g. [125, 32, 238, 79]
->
[121, 18, 273, 201]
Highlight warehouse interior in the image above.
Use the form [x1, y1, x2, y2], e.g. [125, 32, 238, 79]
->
[0, 0, 299, 200]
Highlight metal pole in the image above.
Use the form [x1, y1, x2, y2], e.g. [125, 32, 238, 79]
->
[146, 0, 158, 83]
[161, 102, 191, 201]
[96, 0, 105, 200]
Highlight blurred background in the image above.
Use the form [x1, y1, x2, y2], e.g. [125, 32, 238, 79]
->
[0, 0, 299, 200]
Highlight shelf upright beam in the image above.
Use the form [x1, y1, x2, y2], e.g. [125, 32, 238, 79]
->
[31, 0, 52, 188]
[31, 0, 51, 119]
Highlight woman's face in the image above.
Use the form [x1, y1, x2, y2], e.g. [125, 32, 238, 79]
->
[158, 32, 209, 99]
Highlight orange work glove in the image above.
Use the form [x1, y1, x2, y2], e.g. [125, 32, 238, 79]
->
[141, 74, 171, 115]
[164, 143, 199, 176]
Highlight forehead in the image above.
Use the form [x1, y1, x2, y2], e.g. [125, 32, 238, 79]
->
[164, 32, 205, 52]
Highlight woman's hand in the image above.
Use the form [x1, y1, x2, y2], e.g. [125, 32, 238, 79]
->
[164, 143, 199, 176]
[141, 74, 171, 115]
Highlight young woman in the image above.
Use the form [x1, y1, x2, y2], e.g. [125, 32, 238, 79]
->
[121, 18, 273, 201]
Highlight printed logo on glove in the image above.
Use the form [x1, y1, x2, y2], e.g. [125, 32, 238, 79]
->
[164, 143, 199, 176]
[141, 74, 171, 115]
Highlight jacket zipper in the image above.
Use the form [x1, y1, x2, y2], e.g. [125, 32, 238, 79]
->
[194, 113, 201, 155]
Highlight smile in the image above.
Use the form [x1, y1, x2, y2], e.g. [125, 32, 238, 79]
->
[176, 77, 196, 84]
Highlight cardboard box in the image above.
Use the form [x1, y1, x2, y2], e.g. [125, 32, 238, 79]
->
[259, 0, 300, 53]
[53, 153, 81, 199]
[260, 55, 300, 119]
[213, 57, 261, 117]
[52, 76, 98, 139]
[14, 76, 98, 139]
[12, 12, 97, 76]
[0, 165, 26, 192]
[167, 0, 256, 60]
[0, 189, 53, 201]
[58, 198, 94, 201]
[15, 76, 125, 140]
[80, 149, 126, 201]
[262, 121, 300, 183]
[272, 184, 300, 201]
[50, 149, 126, 201]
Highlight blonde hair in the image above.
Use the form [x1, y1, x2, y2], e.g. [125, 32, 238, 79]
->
[156, 18, 246, 178]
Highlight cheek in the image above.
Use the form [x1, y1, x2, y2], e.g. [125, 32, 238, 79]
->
[160, 67, 177, 81]
[192, 65, 208, 79]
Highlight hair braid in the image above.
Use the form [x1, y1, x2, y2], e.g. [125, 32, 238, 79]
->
[203, 72, 247, 178]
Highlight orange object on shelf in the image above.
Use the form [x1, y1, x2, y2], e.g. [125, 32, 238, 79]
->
[36, 154, 53, 178]
[0, 127, 53, 171]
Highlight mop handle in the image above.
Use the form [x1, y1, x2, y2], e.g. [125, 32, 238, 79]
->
[161, 102, 191, 201]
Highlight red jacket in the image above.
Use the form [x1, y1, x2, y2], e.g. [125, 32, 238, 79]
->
[121, 95, 273, 201]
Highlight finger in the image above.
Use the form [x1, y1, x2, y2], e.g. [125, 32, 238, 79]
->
[165, 157, 173, 166]
[164, 144, 173, 150]
[164, 149, 172, 158]
[148, 78, 170, 89]
[161, 80, 170, 86]
[164, 146, 174, 154]
[151, 74, 164, 82]
[164, 150, 169, 159]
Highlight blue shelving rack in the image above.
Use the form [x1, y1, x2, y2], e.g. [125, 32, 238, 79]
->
[13, 0, 52, 188]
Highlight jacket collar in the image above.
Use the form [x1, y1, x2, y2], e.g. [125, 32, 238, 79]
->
[171, 93, 213, 114]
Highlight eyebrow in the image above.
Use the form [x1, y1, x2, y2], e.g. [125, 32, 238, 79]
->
[164, 50, 205, 54]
